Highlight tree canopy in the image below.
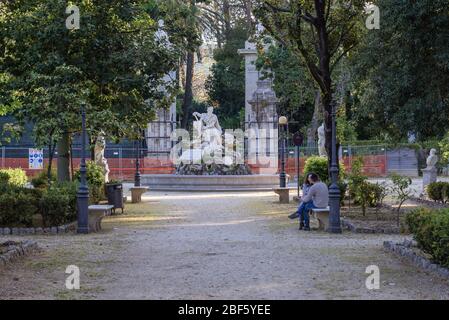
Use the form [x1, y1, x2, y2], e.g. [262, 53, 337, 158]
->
[350, 0, 449, 142]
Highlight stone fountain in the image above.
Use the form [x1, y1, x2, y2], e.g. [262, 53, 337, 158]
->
[140, 107, 280, 191]
[175, 107, 252, 176]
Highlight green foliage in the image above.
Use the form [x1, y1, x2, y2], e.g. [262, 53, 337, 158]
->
[0, 189, 39, 227]
[427, 182, 449, 203]
[303, 157, 329, 182]
[31, 169, 57, 189]
[389, 173, 414, 226]
[336, 109, 358, 143]
[351, 0, 449, 141]
[347, 157, 368, 198]
[355, 182, 387, 216]
[40, 182, 78, 227]
[206, 25, 248, 129]
[406, 208, 449, 268]
[74, 161, 105, 204]
[0, 180, 76, 227]
[255, 44, 315, 133]
[337, 181, 348, 206]
[346, 156, 389, 215]
[0, 171, 9, 184]
[389, 173, 413, 209]
[303, 156, 345, 183]
[0, 168, 28, 187]
[438, 132, 449, 165]
[0, 0, 186, 150]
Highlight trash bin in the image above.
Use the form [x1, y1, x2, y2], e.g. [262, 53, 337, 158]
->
[105, 183, 124, 214]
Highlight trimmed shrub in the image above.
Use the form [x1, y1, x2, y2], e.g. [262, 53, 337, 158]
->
[303, 156, 345, 183]
[354, 181, 386, 216]
[74, 161, 105, 204]
[31, 169, 57, 189]
[0, 190, 39, 227]
[427, 182, 449, 203]
[406, 208, 449, 268]
[0, 168, 28, 187]
[303, 156, 329, 182]
[0, 171, 10, 184]
[40, 182, 78, 227]
[347, 157, 368, 199]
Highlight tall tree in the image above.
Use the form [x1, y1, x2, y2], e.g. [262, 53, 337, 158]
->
[206, 25, 248, 129]
[254, 0, 365, 166]
[350, 0, 449, 141]
[0, 0, 185, 180]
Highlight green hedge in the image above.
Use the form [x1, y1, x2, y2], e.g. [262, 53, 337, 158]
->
[427, 182, 449, 203]
[74, 161, 105, 204]
[303, 156, 345, 183]
[31, 169, 57, 189]
[40, 182, 77, 227]
[0, 182, 77, 228]
[0, 168, 28, 187]
[0, 190, 39, 227]
[406, 208, 449, 268]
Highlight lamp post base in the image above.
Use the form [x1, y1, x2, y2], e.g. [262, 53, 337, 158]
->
[328, 183, 342, 234]
[76, 188, 89, 234]
[134, 173, 141, 188]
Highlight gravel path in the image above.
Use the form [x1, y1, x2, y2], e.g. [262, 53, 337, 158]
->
[1, 191, 449, 300]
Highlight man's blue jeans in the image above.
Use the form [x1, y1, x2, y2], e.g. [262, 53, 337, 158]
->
[299, 201, 316, 227]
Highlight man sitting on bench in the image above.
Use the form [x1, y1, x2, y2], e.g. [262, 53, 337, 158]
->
[295, 173, 329, 231]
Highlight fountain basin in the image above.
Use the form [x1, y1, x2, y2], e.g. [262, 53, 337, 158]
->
[140, 174, 284, 191]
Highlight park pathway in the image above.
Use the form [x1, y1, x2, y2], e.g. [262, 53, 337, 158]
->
[98, 191, 449, 299]
[1, 191, 449, 299]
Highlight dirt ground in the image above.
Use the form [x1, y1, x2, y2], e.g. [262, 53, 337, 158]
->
[1, 191, 449, 300]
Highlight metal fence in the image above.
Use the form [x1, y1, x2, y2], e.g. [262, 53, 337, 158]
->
[0, 144, 420, 180]
[285, 144, 391, 180]
[0, 146, 174, 181]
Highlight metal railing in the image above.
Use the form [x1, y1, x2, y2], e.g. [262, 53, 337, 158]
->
[0, 144, 419, 180]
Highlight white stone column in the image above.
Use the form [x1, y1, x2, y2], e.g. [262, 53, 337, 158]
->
[238, 41, 260, 129]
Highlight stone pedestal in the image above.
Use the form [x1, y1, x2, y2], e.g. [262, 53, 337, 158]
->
[422, 167, 437, 193]
[273, 187, 290, 204]
[130, 187, 149, 203]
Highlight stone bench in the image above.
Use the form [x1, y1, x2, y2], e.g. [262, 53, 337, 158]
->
[130, 186, 149, 203]
[273, 187, 290, 204]
[311, 207, 330, 231]
[88, 205, 114, 232]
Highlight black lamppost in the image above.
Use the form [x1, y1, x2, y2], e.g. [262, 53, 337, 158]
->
[76, 103, 89, 234]
[328, 101, 342, 233]
[134, 132, 141, 187]
[279, 116, 288, 188]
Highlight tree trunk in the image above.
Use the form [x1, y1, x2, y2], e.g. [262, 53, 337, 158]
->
[181, 50, 195, 129]
[306, 90, 324, 148]
[223, 0, 231, 40]
[242, 0, 253, 31]
[47, 141, 56, 184]
[90, 135, 97, 161]
[314, 1, 335, 176]
[70, 141, 74, 180]
[57, 131, 71, 182]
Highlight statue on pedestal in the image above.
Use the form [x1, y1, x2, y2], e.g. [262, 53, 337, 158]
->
[317, 123, 327, 157]
[176, 107, 251, 175]
[422, 148, 438, 196]
[426, 148, 438, 169]
[94, 133, 110, 183]
[193, 107, 223, 152]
